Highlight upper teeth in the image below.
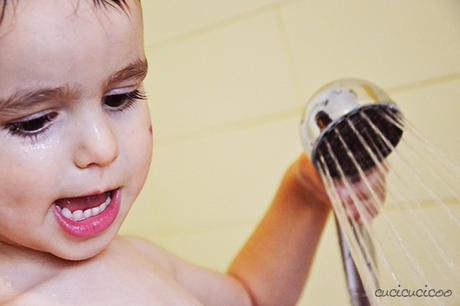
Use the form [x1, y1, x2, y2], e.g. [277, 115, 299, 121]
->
[57, 194, 111, 221]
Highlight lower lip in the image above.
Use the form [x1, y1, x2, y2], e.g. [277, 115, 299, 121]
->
[53, 189, 121, 238]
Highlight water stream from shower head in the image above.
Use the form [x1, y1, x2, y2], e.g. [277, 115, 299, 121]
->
[300, 79, 460, 306]
[300, 79, 405, 306]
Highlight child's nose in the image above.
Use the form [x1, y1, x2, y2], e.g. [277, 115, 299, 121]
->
[73, 111, 119, 169]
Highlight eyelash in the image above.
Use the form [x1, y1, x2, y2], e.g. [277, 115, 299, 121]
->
[104, 89, 147, 112]
[4, 89, 147, 143]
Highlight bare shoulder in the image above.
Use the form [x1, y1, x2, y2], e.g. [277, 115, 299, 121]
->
[119, 235, 173, 260]
[116, 236, 251, 306]
[121, 235, 162, 251]
[117, 235, 176, 274]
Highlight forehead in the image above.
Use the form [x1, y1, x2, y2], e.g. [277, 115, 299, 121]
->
[0, 0, 144, 97]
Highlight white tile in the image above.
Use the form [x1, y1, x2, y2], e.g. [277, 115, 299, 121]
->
[281, 0, 460, 100]
[143, 10, 298, 141]
[142, 0, 288, 46]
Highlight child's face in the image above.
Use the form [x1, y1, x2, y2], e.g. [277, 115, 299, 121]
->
[0, 0, 152, 260]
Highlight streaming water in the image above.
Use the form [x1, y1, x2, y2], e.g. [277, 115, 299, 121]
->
[315, 110, 460, 306]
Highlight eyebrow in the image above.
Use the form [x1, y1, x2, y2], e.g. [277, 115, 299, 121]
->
[105, 57, 148, 89]
[0, 57, 148, 117]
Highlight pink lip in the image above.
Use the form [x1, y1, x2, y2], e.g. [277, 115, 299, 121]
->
[53, 189, 121, 238]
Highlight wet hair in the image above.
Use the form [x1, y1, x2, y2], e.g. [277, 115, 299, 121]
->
[0, 0, 130, 26]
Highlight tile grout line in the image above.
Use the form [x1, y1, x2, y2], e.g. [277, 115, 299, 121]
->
[155, 73, 460, 146]
[144, 0, 304, 50]
[155, 106, 303, 147]
[274, 3, 304, 107]
[386, 73, 460, 95]
[125, 197, 459, 237]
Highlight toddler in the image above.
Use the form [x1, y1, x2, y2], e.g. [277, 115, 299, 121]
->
[0, 1, 331, 305]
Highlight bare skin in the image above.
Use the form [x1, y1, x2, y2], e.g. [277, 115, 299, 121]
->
[0, 1, 331, 305]
[0, 156, 329, 306]
[1, 237, 205, 306]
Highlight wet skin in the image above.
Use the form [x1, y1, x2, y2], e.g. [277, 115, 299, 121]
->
[0, 1, 341, 305]
[0, 2, 251, 305]
[0, 1, 202, 304]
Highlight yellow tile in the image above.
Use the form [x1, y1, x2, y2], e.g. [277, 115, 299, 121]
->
[148, 225, 255, 271]
[281, 0, 460, 100]
[143, 10, 298, 141]
[373, 205, 460, 292]
[391, 80, 460, 164]
[123, 217, 350, 306]
[121, 76, 459, 306]
[122, 115, 303, 234]
[123, 78, 460, 235]
[297, 216, 351, 306]
[142, 0, 286, 46]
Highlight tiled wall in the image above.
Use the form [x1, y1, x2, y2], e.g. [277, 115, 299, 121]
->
[120, 1, 460, 305]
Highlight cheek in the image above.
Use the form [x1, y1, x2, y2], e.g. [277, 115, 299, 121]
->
[0, 144, 65, 242]
[119, 105, 153, 185]
[131, 129, 153, 172]
[0, 145, 63, 207]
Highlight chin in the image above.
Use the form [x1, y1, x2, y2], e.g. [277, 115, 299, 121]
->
[54, 245, 105, 261]
[50, 242, 107, 261]
[50, 225, 121, 261]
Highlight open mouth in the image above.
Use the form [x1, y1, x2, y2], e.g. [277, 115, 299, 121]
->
[55, 191, 113, 222]
[53, 189, 121, 238]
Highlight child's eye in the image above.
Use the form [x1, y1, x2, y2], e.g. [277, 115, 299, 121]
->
[104, 89, 147, 112]
[4, 112, 58, 141]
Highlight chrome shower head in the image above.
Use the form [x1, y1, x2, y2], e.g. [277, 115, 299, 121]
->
[299, 79, 405, 306]
[300, 79, 404, 179]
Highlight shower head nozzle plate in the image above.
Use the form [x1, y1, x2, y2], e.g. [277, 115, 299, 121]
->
[300, 79, 405, 179]
[312, 105, 403, 179]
